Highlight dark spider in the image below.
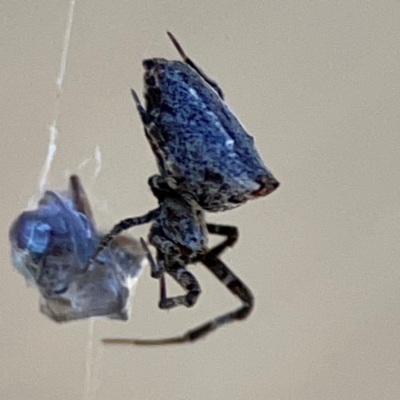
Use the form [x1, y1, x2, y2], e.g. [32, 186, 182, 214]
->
[93, 32, 279, 344]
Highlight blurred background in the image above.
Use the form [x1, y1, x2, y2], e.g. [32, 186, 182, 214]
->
[1, 1, 399, 399]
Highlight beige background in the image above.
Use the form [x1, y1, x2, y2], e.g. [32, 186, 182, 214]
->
[1, 1, 400, 399]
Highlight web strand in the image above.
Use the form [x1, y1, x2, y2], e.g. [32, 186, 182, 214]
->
[83, 319, 103, 400]
[29, 0, 76, 208]
[57, 0, 76, 90]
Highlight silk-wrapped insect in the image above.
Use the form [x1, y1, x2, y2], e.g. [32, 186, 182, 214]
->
[9, 175, 145, 322]
[131, 32, 279, 212]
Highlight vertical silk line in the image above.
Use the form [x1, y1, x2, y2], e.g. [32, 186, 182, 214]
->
[56, 0, 76, 90]
[83, 319, 103, 400]
[84, 319, 95, 398]
[31, 0, 76, 207]
[83, 148, 103, 400]
[94, 145, 102, 180]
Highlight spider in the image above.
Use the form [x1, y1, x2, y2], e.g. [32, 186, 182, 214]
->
[95, 175, 253, 345]
[9, 175, 145, 322]
[94, 32, 278, 344]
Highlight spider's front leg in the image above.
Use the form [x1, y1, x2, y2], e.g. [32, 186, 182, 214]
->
[90, 208, 160, 263]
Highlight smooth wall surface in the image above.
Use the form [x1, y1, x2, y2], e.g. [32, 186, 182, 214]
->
[1, 1, 399, 399]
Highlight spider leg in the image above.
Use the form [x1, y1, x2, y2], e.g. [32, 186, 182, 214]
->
[147, 174, 174, 197]
[130, 89, 153, 126]
[189, 243, 254, 340]
[131, 90, 169, 175]
[167, 31, 224, 100]
[140, 238, 163, 278]
[142, 234, 201, 309]
[131, 89, 165, 144]
[158, 260, 201, 309]
[90, 208, 160, 262]
[102, 224, 253, 346]
[205, 223, 238, 256]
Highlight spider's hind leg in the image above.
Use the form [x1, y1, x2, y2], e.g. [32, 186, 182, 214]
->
[178, 223, 253, 342]
[167, 31, 225, 100]
[197, 243, 254, 333]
